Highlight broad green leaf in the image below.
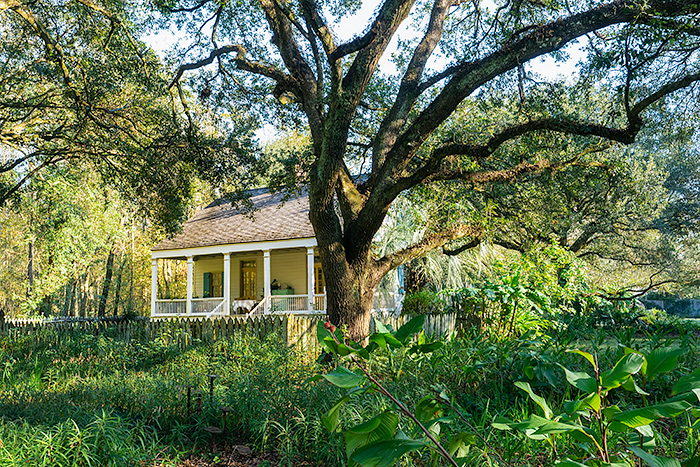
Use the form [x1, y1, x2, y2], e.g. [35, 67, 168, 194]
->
[608, 420, 633, 433]
[567, 349, 597, 369]
[559, 364, 597, 393]
[601, 353, 644, 389]
[673, 369, 700, 395]
[374, 320, 390, 334]
[415, 396, 442, 424]
[368, 333, 387, 349]
[409, 341, 443, 354]
[509, 414, 549, 429]
[491, 416, 515, 431]
[603, 405, 621, 421]
[322, 396, 349, 432]
[532, 420, 584, 435]
[629, 429, 657, 450]
[582, 393, 602, 413]
[622, 376, 650, 396]
[556, 458, 588, 467]
[323, 366, 365, 388]
[384, 334, 403, 348]
[336, 343, 355, 357]
[523, 363, 535, 380]
[515, 381, 553, 419]
[449, 432, 477, 458]
[613, 401, 691, 428]
[350, 437, 425, 467]
[629, 445, 682, 467]
[645, 347, 684, 382]
[564, 399, 582, 415]
[394, 315, 425, 344]
[346, 411, 399, 458]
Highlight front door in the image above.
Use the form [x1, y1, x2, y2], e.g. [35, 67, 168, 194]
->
[240, 260, 257, 300]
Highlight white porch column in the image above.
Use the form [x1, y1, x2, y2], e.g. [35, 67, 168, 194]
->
[186, 255, 193, 314]
[307, 248, 315, 312]
[263, 249, 271, 313]
[150, 259, 158, 316]
[223, 253, 231, 315]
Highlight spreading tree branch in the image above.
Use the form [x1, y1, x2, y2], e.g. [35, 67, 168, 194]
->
[375, 224, 483, 277]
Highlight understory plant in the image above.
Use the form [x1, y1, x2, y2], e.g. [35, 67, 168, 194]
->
[314, 315, 502, 467]
[494, 346, 700, 466]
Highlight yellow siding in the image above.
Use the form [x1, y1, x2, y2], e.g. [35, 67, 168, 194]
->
[270, 249, 308, 294]
[191, 248, 311, 299]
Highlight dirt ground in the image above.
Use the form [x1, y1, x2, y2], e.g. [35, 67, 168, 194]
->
[176, 443, 281, 467]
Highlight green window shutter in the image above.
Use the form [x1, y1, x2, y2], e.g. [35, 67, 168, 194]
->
[203, 272, 211, 298]
[220, 272, 225, 297]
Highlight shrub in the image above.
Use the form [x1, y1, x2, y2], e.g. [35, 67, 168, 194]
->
[402, 290, 446, 314]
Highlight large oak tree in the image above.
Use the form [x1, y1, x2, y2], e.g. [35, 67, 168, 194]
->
[157, 0, 700, 340]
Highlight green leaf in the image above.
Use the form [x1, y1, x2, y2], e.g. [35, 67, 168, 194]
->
[622, 376, 650, 396]
[603, 405, 622, 421]
[374, 320, 390, 334]
[634, 424, 655, 439]
[582, 392, 602, 413]
[323, 366, 365, 388]
[673, 369, 700, 395]
[515, 381, 553, 419]
[449, 432, 476, 458]
[567, 349, 597, 369]
[601, 353, 645, 389]
[532, 420, 584, 435]
[559, 364, 597, 394]
[613, 401, 691, 428]
[409, 341, 444, 354]
[346, 411, 399, 459]
[556, 458, 588, 467]
[509, 414, 550, 431]
[415, 396, 442, 424]
[322, 396, 349, 432]
[368, 333, 387, 349]
[645, 347, 684, 382]
[564, 399, 582, 415]
[629, 445, 682, 467]
[491, 416, 515, 431]
[394, 315, 425, 344]
[350, 437, 425, 467]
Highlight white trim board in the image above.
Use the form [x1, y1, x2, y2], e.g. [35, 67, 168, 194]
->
[152, 237, 318, 260]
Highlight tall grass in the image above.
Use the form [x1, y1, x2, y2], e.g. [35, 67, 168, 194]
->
[0, 311, 697, 466]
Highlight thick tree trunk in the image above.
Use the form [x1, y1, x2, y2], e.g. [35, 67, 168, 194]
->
[310, 196, 382, 342]
[324, 263, 379, 343]
[98, 248, 115, 317]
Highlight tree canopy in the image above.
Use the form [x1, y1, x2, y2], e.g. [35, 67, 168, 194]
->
[154, 0, 700, 338]
[5, 0, 700, 335]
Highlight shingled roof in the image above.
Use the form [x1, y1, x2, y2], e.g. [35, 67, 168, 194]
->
[152, 188, 314, 251]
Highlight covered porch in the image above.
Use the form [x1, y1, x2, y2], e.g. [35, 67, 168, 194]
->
[151, 237, 326, 318]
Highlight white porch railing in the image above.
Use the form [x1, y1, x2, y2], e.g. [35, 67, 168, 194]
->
[191, 298, 225, 314]
[155, 299, 186, 315]
[205, 299, 228, 318]
[246, 296, 269, 320]
[153, 298, 225, 317]
[155, 294, 326, 318]
[313, 294, 326, 311]
[270, 295, 308, 312]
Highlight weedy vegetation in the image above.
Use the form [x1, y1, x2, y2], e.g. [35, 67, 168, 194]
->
[0, 300, 698, 466]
